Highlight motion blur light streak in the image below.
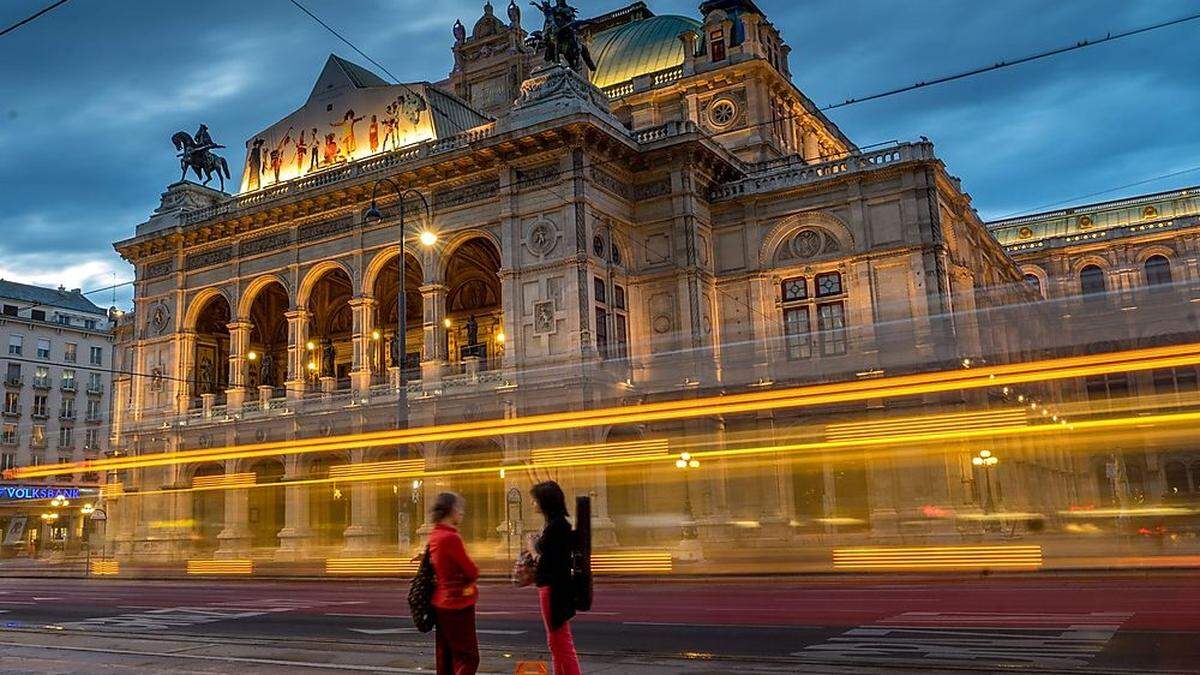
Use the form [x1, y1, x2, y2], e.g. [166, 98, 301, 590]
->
[325, 558, 421, 575]
[833, 545, 1044, 570]
[591, 551, 674, 574]
[185, 560, 254, 575]
[10, 342, 1200, 480]
[328, 458, 424, 479]
[190, 472, 256, 489]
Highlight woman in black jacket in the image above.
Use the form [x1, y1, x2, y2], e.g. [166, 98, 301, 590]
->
[530, 481, 582, 675]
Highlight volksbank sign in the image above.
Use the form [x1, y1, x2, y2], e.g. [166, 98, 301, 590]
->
[0, 486, 82, 501]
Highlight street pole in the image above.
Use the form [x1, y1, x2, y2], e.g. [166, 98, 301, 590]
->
[363, 179, 433, 555]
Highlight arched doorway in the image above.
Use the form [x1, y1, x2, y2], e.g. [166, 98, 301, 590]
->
[440, 440, 504, 548]
[445, 238, 503, 371]
[371, 252, 424, 381]
[307, 455, 350, 547]
[248, 459, 285, 548]
[246, 280, 290, 394]
[304, 265, 354, 389]
[190, 463, 225, 552]
[190, 294, 231, 406]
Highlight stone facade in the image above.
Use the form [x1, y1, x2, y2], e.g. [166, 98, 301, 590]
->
[106, 1, 1094, 564]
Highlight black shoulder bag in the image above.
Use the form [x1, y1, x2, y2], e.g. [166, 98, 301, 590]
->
[408, 545, 437, 633]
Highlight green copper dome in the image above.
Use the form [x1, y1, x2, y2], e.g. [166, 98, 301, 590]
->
[590, 15, 701, 89]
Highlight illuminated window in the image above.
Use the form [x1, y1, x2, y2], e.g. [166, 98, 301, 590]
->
[61, 369, 76, 391]
[1145, 255, 1172, 287]
[1080, 265, 1106, 297]
[64, 343, 77, 363]
[3, 392, 18, 414]
[818, 303, 847, 356]
[782, 277, 807, 302]
[31, 424, 46, 448]
[710, 29, 726, 62]
[783, 307, 811, 360]
[782, 273, 848, 359]
[815, 271, 842, 298]
[0, 424, 16, 445]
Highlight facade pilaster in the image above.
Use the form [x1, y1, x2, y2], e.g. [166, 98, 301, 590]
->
[342, 451, 383, 554]
[275, 457, 315, 560]
[349, 296, 377, 393]
[284, 309, 311, 400]
[420, 283, 448, 384]
[225, 320, 252, 408]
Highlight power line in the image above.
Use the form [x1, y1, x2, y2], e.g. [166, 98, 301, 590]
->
[821, 11, 1200, 110]
[0, 0, 70, 38]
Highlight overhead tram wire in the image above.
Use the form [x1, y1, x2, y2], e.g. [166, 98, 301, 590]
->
[992, 165, 1200, 220]
[0, 0, 70, 38]
[819, 11, 1200, 111]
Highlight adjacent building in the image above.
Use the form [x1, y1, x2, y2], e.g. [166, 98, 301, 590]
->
[0, 280, 112, 556]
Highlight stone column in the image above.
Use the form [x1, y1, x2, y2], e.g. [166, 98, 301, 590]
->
[175, 330, 198, 413]
[275, 456, 315, 561]
[284, 309, 311, 400]
[225, 320, 252, 409]
[342, 451, 383, 554]
[420, 283, 448, 384]
[349, 296, 376, 394]
[215, 461, 251, 558]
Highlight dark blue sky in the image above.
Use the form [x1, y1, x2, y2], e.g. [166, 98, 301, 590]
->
[1, 0, 1197, 307]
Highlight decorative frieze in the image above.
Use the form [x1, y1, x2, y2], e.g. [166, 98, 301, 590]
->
[633, 179, 672, 201]
[297, 215, 354, 244]
[144, 259, 174, 279]
[515, 164, 559, 190]
[185, 246, 233, 271]
[590, 167, 630, 200]
[435, 179, 499, 210]
[240, 231, 292, 257]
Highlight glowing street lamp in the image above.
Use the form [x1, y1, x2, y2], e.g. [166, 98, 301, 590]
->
[418, 230, 439, 248]
[246, 350, 257, 362]
[675, 453, 700, 540]
[972, 450, 1000, 514]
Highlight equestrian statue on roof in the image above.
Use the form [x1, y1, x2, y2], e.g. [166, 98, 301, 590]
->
[528, 0, 595, 73]
[172, 124, 232, 192]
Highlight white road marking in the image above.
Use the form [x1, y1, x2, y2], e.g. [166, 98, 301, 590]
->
[0, 601, 36, 606]
[31, 597, 62, 601]
[794, 611, 1133, 668]
[62, 599, 340, 632]
[349, 627, 526, 636]
[327, 613, 406, 619]
[0, 639, 430, 673]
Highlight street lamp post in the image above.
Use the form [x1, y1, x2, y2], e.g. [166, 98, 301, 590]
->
[675, 452, 701, 540]
[362, 178, 435, 430]
[972, 449, 1000, 514]
[363, 178, 435, 556]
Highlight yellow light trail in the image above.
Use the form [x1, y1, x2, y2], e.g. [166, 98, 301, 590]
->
[833, 545, 1043, 570]
[98, 406, 1200, 504]
[12, 342, 1198, 480]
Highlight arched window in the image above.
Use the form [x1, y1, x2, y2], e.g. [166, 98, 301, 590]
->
[1080, 265, 1106, 297]
[1145, 255, 1172, 288]
[1164, 461, 1190, 496]
[1024, 273, 1042, 297]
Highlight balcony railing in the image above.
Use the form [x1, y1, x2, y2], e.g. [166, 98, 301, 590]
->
[4, 376, 22, 388]
[85, 413, 103, 424]
[2, 406, 19, 418]
[31, 409, 48, 420]
[87, 384, 104, 395]
[60, 410, 76, 420]
[61, 381, 77, 393]
[0, 434, 17, 446]
[32, 378, 51, 390]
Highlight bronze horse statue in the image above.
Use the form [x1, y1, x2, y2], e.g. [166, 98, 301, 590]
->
[172, 129, 232, 191]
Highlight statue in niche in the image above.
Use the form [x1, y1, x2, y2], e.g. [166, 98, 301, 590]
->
[320, 338, 335, 378]
[198, 357, 214, 394]
[528, 0, 595, 73]
[466, 314, 479, 346]
[260, 351, 275, 387]
[453, 19, 466, 45]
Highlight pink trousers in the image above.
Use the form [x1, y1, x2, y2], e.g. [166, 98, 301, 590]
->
[538, 586, 581, 675]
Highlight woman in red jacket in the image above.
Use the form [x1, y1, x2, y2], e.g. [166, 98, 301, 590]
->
[428, 492, 480, 675]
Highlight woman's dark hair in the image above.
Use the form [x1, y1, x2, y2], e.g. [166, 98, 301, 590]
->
[430, 492, 463, 523]
[531, 481, 569, 520]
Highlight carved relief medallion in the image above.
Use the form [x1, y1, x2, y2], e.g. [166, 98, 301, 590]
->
[526, 218, 558, 258]
[533, 300, 556, 335]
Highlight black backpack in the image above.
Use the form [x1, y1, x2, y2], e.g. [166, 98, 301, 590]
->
[408, 545, 437, 633]
[572, 496, 593, 612]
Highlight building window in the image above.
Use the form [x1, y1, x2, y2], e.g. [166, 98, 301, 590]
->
[58, 426, 73, 449]
[0, 453, 13, 471]
[593, 276, 628, 361]
[1, 423, 17, 445]
[90, 346, 103, 366]
[86, 398, 101, 421]
[29, 453, 42, 466]
[1080, 265, 1106, 297]
[1153, 367, 1198, 396]
[4, 363, 19, 386]
[61, 397, 75, 419]
[87, 372, 102, 393]
[85, 428, 100, 450]
[31, 424, 46, 448]
[61, 369, 76, 391]
[3, 392, 18, 415]
[84, 319, 97, 330]
[1085, 372, 1129, 404]
[1145, 255, 1172, 287]
[64, 343, 77, 363]
[782, 273, 847, 359]
[818, 302, 848, 356]
[36, 338, 51, 359]
[1, 304, 16, 317]
[31, 309, 46, 321]
[34, 366, 49, 388]
[56, 314, 71, 326]
[710, 28, 726, 62]
[1024, 273, 1043, 297]
[8, 335, 22, 356]
[32, 394, 48, 418]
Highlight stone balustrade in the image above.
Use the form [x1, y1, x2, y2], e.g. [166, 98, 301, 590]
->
[708, 142, 928, 202]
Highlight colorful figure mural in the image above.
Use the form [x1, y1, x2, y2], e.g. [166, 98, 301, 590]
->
[237, 55, 487, 193]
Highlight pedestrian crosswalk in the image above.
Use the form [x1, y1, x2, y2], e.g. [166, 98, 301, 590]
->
[794, 611, 1132, 668]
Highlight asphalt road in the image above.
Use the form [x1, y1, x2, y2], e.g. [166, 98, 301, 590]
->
[0, 574, 1197, 673]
